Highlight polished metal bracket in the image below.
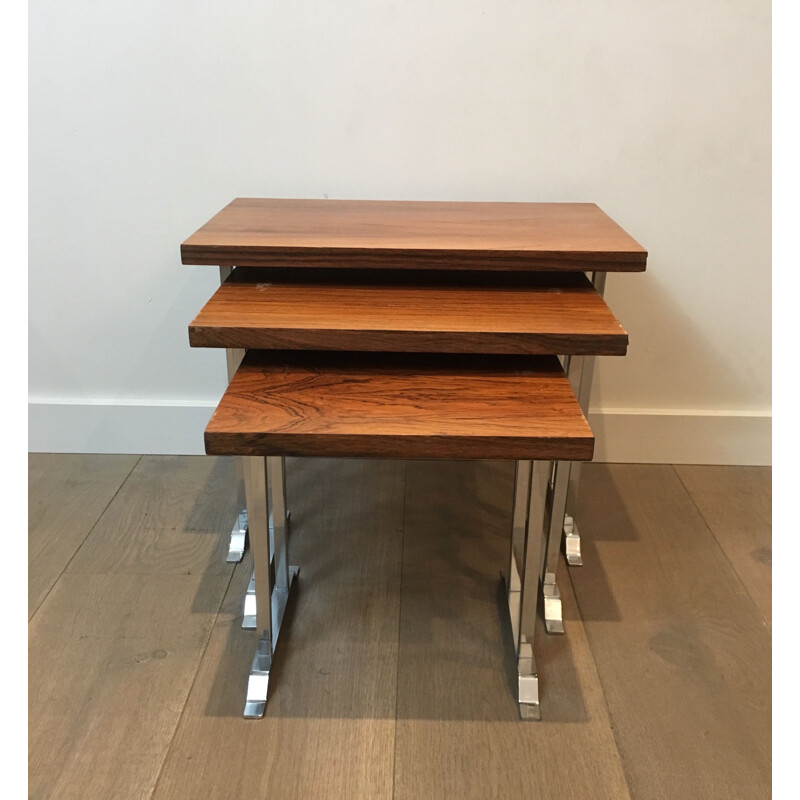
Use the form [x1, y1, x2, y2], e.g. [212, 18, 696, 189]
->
[242, 456, 299, 719]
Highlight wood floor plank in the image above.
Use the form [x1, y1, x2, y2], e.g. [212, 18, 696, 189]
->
[675, 465, 771, 625]
[66, 456, 240, 576]
[29, 456, 771, 800]
[28, 571, 231, 800]
[152, 458, 405, 800]
[393, 460, 631, 800]
[569, 464, 771, 800]
[28, 453, 139, 617]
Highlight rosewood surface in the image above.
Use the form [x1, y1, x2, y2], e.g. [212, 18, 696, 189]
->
[181, 198, 647, 271]
[204, 351, 594, 461]
[189, 269, 628, 355]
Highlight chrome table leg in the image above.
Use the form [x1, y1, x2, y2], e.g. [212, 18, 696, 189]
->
[219, 266, 249, 563]
[562, 270, 607, 566]
[241, 458, 290, 631]
[542, 460, 569, 634]
[241, 508, 270, 631]
[503, 460, 550, 720]
[224, 368, 248, 563]
[561, 357, 592, 567]
[224, 372, 248, 563]
[242, 455, 298, 719]
[227, 506, 248, 563]
[563, 512, 582, 566]
[562, 353, 589, 568]
[242, 571, 256, 630]
[241, 505, 272, 631]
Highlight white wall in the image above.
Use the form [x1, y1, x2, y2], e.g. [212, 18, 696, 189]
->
[29, 1, 771, 464]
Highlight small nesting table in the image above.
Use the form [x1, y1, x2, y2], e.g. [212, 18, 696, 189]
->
[181, 198, 646, 719]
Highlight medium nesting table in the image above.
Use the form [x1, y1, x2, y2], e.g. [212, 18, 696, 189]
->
[181, 199, 646, 719]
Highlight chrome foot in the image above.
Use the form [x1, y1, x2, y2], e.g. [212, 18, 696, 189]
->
[242, 572, 256, 630]
[227, 509, 248, 563]
[243, 565, 299, 719]
[244, 636, 271, 719]
[242, 510, 283, 631]
[542, 576, 564, 635]
[504, 460, 550, 723]
[563, 514, 583, 566]
[517, 637, 541, 721]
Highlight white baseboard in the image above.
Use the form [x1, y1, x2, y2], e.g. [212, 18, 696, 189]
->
[28, 399, 215, 456]
[588, 409, 771, 466]
[28, 400, 772, 465]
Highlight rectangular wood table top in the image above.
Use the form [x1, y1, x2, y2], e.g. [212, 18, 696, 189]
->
[181, 198, 647, 271]
[189, 268, 628, 355]
[204, 351, 594, 461]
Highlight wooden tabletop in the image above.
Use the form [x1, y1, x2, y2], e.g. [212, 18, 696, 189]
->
[181, 198, 647, 271]
[189, 268, 628, 355]
[204, 351, 594, 461]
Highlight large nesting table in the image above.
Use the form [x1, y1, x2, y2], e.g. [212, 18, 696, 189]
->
[181, 198, 646, 719]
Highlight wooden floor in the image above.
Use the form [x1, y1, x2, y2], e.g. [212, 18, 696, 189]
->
[28, 455, 771, 800]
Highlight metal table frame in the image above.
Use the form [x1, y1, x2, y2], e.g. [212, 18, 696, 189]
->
[214, 267, 608, 719]
[240, 455, 298, 718]
[540, 271, 607, 634]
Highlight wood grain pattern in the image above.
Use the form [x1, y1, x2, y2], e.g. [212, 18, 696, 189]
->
[569, 464, 771, 799]
[675, 465, 771, 626]
[152, 459, 405, 800]
[393, 460, 632, 800]
[204, 352, 594, 461]
[28, 456, 772, 800]
[66, 456, 240, 576]
[189, 268, 628, 355]
[181, 198, 647, 271]
[28, 453, 139, 618]
[28, 572, 231, 800]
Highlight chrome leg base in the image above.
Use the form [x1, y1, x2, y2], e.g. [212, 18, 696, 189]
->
[244, 636, 272, 719]
[504, 460, 550, 723]
[226, 497, 289, 566]
[242, 572, 257, 630]
[542, 575, 565, 635]
[242, 510, 284, 631]
[517, 637, 541, 721]
[502, 570, 542, 721]
[226, 508, 248, 563]
[563, 514, 583, 566]
[243, 565, 299, 719]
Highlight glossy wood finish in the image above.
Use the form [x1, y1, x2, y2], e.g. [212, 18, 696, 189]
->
[204, 352, 594, 461]
[189, 268, 628, 355]
[181, 198, 647, 271]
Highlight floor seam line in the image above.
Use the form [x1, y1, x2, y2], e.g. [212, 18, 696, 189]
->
[672, 465, 770, 629]
[149, 563, 237, 799]
[28, 454, 143, 622]
[391, 460, 408, 800]
[564, 556, 635, 800]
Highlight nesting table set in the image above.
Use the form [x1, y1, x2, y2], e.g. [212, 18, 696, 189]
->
[181, 199, 646, 720]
